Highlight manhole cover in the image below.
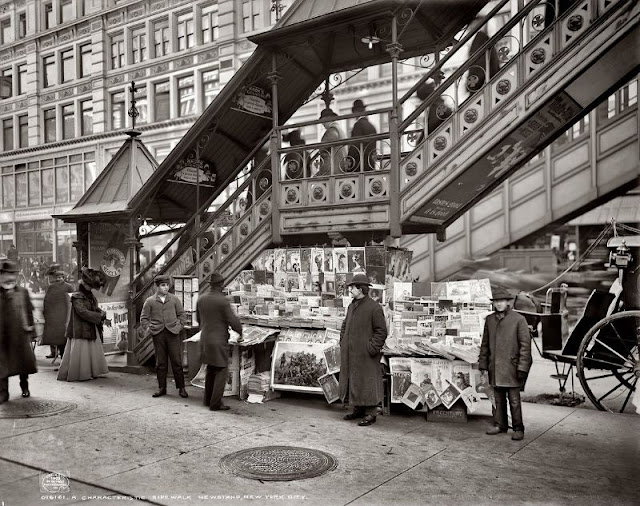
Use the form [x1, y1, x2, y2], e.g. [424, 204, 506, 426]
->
[0, 399, 76, 419]
[220, 446, 337, 481]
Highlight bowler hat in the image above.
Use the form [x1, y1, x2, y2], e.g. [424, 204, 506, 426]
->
[208, 271, 225, 286]
[352, 99, 366, 113]
[283, 129, 304, 145]
[54, 270, 67, 278]
[416, 81, 436, 101]
[490, 287, 514, 301]
[0, 259, 19, 273]
[347, 273, 371, 287]
[81, 267, 106, 290]
[154, 274, 171, 285]
[319, 108, 338, 120]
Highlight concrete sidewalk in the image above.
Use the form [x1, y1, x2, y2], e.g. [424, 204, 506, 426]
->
[0, 346, 637, 506]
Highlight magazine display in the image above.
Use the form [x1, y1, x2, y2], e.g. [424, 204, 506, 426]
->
[318, 373, 340, 403]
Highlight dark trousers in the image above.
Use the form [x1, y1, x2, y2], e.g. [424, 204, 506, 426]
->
[0, 374, 29, 400]
[152, 329, 185, 389]
[204, 365, 227, 409]
[493, 386, 524, 432]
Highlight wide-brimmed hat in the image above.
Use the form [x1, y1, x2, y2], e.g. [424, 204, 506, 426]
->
[283, 129, 304, 145]
[490, 287, 514, 301]
[81, 267, 106, 290]
[320, 108, 338, 119]
[0, 259, 19, 273]
[208, 271, 225, 286]
[154, 274, 171, 285]
[347, 273, 371, 287]
[352, 99, 366, 113]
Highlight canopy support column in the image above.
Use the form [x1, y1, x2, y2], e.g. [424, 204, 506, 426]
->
[126, 222, 141, 367]
[387, 15, 403, 238]
[268, 53, 282, 244]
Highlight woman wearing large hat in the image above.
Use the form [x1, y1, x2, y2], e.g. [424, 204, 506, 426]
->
[57, 267, 110, 382]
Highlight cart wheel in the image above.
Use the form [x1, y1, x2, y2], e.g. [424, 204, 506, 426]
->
[576, 311, 640, 413]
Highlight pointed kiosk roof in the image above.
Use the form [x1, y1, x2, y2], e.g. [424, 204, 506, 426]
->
[56, 131, 158, 222]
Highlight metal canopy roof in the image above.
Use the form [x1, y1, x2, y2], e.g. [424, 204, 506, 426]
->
[56, 132, 157, 222]
[124, 0, 486, 224]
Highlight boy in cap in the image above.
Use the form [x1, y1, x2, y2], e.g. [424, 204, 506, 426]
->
[478, 287, 532, 441]
[339, 273, 388, 426]
[141, 274, 190, 398]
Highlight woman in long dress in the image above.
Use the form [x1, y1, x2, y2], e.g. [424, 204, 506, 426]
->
[57, 268, 109, 382]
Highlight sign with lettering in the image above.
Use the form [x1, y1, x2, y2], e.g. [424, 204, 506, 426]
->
[417, 92, 583, 222]
[231, 85, 272, 120]
[99, 300, 128, 352]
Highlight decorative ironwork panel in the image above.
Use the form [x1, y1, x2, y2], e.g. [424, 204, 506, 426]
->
[561, 1, 592, 50]
[282, 184, 302, 206]
[599, 0, 621, 14]
[308, 181, 329, 205]
[335, 178, 358, 202]
[282, 152, 306, 180]
[366, 174, 389, 199]
[490, 64, 518, 109]
[255, 195, 272, 223]
[525, 32, 553, 80]
[429, 122, 453, 163]
[400, 150, 424, 190]
[236, 216, 252, 245]
[459, 96, 485, 137]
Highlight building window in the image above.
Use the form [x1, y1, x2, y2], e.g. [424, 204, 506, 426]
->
[79, 43, 92, 78]
[0, 223, 14, 254]
[62, 104, 74, 139]
[44, 108, 56, 142]
[178, 76, 194, 116]
[17, 12, 26, 39]
[44, 2, 54, 29]
[202, 68, 219, 107]
[621, 79, 637, 110]
[60, 0, 74, 23]
[43, 55, 56, 88]
[15, 170, 26, 207]
[155, 81, 170, 121]
[29, 170, 41, 206]
[153, 19, 170, 58]
[135, 85, 148, 124]
[571, 114, 589, 139]
[131, 26, 147, 64]
[0, 18, 11, 45]
[111, 91, 125, 130]
[17, 64, 27, 95]
[110, 33, 125, 69]
[81, 99, 93, 135]
[2, 173, 14, 209]
[242, 0, 261, 32]
[61, 48, 75, 83]
[56, 157, 69, 203]
[0, 68, 12, 99]
[3, 118, 13, 152]
[177, 12, 194, 51]
[84, 152, 96, 189]
[69, 154, 84, 201]
[202, 4, 219, 44]
[18, 114, 28, 148]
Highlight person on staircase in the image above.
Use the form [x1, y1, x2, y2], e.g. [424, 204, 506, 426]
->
[316, 108, 347, 176]
[141, 274, 190, 399]
[478, 287, 532, 441]
[348, 99, 377, 172]
[0, 259, 37, 403]
[339, 274, 388, 427]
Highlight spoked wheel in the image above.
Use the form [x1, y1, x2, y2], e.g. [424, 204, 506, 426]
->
[577, 311, 640, 413]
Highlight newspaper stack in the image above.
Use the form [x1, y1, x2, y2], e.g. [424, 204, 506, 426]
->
[248, 371, 271, 394]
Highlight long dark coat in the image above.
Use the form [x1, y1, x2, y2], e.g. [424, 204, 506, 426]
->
[349, 117, 377, 171]
[66, 286, 104, 341]
[339, 295, 388, 406]
[197, 287, 243, 367]
[478, 308, 532, 387]
[41, 281, 74, 346]
[0, 286, 37, 378]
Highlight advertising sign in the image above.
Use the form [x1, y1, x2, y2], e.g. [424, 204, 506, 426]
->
[231, 85, 272, 119]
[417, 92, 583, 222]
[89, 223, 130, 302]
[99, 300, 128, 349]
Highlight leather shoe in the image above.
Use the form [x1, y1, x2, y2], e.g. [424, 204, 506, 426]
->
[210, 405, 230, 411]
[486, 426, 507, 435]
[358, 415, 376, 426]
[21, 389, 30, 398]
[152, 389, 167, 398]
[45, 354, 56, 359]
[178, 388, 189, 398]
[511, 430, 524, 441]
[344, 410, 365, 420]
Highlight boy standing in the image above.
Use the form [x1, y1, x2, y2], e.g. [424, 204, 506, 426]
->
[141, 274, 190, 398]
[478, 287, 532, 441]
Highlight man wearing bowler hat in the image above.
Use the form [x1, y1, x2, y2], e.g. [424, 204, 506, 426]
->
[141, 274, 190, 398]
[478, 287, 532, 441]
[339, 273, 388, 426]
[196, 272, 243, 411]
[348, 99, 377, 172]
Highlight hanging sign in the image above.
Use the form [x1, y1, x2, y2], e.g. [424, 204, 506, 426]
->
[172, 158, 216, 186]
[231, 85, 272, 119]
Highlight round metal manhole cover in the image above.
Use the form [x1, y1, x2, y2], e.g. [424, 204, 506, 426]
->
[0, 399, 76, 419]
[220, 446, 337, 481]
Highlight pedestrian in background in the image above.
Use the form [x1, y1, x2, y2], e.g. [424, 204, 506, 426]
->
[317, 108, 347, 176]
[42, 270, 74, 360]
[348, 99, 377, 172]
[339, 274, 388, 426]
[478, 287, 532, 441]
[196, 272, 243, 411]
[141, 274, 189, 398]
[0, 259, 37, 402]
[57, 268, 110, 382]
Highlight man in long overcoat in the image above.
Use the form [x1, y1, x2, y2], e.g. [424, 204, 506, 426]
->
[41, 271, 74, 359]
[478, 287, 532, 441]
[196, 272, 243, 411]
[348, 99, 377, 172]
[0, 259, 37, 403]
[339, 273, 388, 426]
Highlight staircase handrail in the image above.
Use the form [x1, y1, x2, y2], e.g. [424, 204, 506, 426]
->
[278, 106, 393, 131]
[278, 131, 391, 153]
[132, 129, 273, 288]
[399, 0, 542, 132]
